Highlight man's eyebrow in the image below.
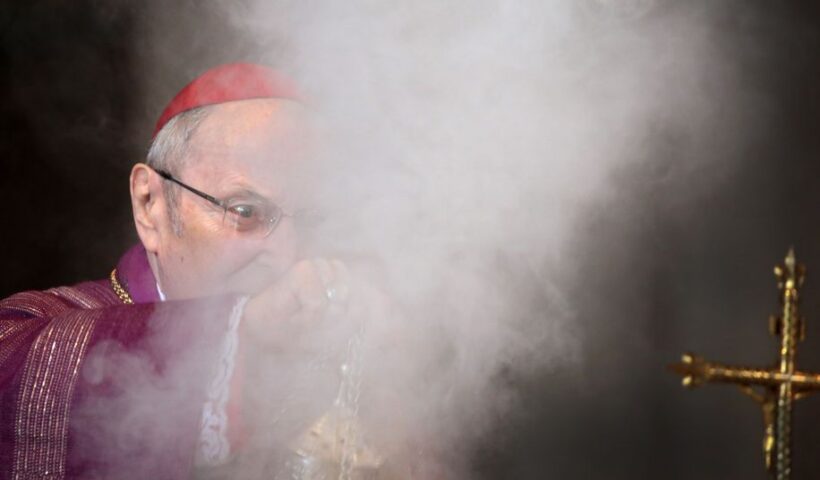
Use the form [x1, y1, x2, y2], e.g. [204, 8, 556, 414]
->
[222, 187, 278, 205]
[225, 188, 267, 201]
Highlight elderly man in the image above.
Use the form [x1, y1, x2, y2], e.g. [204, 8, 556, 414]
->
[0, 63, 352, 479]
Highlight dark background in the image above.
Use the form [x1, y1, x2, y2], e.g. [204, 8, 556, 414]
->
[2, 1, 820, 479]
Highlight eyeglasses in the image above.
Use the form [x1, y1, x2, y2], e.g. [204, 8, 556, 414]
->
[153, 168, 291, 237]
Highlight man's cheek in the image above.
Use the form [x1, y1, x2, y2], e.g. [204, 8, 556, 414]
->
[206, 243, 259, 279]
[226, 254, 291, 294]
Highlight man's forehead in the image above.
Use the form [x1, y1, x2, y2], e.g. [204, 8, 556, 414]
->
[189, 99, 310, 164]
[184, 98, 313, 198]
[197, 98, 309, 145]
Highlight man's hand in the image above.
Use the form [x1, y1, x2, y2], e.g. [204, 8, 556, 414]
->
[242, 258, 351, 353]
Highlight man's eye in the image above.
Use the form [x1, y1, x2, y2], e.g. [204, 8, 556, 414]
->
[228, 205, 257, 219]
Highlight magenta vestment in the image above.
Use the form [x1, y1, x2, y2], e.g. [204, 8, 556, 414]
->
[0, 244, 233, 479]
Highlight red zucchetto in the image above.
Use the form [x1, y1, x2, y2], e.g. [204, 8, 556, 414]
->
[153, 62, 301, 138]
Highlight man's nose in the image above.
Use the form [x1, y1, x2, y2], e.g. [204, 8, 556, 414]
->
[261, 215, 300, 258]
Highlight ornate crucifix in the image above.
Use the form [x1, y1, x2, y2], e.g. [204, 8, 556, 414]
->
[669, 249, 820, 480]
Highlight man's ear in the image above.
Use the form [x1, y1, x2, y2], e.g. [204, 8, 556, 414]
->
[130, 163, 165, 253]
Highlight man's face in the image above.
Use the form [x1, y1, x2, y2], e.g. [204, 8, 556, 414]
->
[153, 99, 312, 299]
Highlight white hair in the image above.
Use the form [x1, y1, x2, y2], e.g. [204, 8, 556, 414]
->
[145, 107, 210, 233]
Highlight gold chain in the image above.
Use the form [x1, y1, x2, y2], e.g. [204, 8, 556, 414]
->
[110, 268, 134, 305]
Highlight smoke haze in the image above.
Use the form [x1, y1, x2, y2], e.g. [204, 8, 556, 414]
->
[129, 0, 762, 477]
[6, 1, 816, 479]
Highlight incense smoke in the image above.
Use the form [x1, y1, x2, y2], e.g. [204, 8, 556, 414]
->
[79, 1, 765, 478]
[228, 1, 758, 476]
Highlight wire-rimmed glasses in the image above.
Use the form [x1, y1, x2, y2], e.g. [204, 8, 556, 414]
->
[153, 168, 291, 237]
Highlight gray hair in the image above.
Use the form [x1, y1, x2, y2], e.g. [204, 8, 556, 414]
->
[145, 107, 211, 234]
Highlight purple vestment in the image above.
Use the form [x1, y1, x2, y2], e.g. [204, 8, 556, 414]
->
[0, 245, 234, 479]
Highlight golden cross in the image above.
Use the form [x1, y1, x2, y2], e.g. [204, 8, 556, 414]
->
[669, 249, 820, 480]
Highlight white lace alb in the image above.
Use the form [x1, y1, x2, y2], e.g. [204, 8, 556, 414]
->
[194, 296, 248, 467]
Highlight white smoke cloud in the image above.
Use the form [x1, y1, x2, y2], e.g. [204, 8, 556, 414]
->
[97, 1, 762, 477]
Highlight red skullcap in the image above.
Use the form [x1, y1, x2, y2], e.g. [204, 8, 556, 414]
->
[153, 62, 300, 138]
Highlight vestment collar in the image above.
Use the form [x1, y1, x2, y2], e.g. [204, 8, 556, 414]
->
[115, 244, 161, 304]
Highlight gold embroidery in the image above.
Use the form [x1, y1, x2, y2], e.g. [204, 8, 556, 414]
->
[12, 311, 98, 479]
[0, 320, 41, 370]
[50, 284, 116, 309]
[7, 273, 131, 477]
[0, 292, 72, 318]
[110, 268, 134, 305]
